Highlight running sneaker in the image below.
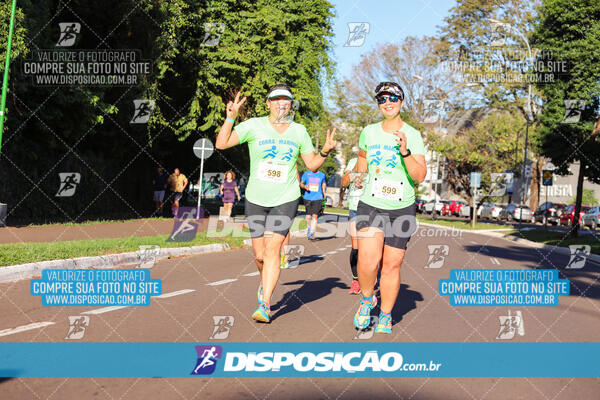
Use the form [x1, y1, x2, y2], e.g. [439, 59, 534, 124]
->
[353, 295, 378, 329]
[252, 301, 271, 323]
[348, 280, 361, 295]
[374, 312, 392, 334]
[280, 253, 289, 269]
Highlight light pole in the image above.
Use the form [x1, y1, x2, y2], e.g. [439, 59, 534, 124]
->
[413, 74, 477, 218]
[487, 18, 534, 228]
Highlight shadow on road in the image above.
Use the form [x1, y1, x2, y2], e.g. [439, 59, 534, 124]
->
[270, 278, 348, 321]
[373, 283, 424, 327]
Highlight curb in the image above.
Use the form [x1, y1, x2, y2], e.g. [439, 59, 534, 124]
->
[418, 222, 600, 264]
[0, 243, 231, 283]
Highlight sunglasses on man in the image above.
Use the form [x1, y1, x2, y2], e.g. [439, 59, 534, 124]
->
[376, 95, 400, 105]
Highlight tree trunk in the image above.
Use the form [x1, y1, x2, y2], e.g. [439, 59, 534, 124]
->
[530, 157, 542, 210]
[571, 159, 585, 239]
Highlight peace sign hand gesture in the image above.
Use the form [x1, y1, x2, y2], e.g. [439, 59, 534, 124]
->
[226, 91, 247, 120]
[321, 128, 337, 155]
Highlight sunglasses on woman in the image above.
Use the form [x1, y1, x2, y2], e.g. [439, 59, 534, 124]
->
[376, 95, 400, 105]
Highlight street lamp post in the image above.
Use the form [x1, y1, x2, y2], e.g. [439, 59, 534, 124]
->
[488, 18, 534, 229]
[0, 0, 18, 156]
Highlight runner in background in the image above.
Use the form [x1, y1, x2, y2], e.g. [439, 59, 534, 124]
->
[300, 169, 327, 240]
[352, 82, 426, 334]
[167, 168, 188, 217]
[219, 170, 241, 221]
[341, 156, 361, 294]
[215, 84, 337, 323]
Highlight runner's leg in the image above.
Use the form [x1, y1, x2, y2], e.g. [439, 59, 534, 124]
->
[357, 227, 384, 297]
[261, 232, 286, 303]
[379, 245, 406, 313]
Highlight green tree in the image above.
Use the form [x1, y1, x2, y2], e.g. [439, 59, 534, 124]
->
[531, 0, 600, 237]
[570, 189, 598, 206]
[429, 110, 525, 203]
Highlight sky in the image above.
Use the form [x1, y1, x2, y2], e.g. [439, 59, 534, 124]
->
[329, 0, 455, 81]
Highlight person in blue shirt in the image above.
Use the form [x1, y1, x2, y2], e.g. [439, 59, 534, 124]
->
[300, 169, 327, 240]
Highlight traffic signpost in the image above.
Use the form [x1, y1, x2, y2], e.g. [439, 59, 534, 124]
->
[470, 172, 481, 229]
[192, 138, 215, 219]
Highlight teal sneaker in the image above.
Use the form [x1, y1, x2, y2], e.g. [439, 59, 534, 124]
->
[252, 301, 271, 323]
[353, 295, 378, 329]
[374, 312, 392, 334]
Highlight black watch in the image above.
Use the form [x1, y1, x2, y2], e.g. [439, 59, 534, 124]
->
[401, 149, 411, 158]
[319, 150, 329, 157]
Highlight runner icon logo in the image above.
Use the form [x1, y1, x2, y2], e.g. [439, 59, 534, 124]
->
[56, 23, 81, 47]
[65, 315, 89, 340]
[168, 207, 199, 242]
[191, 345, 222, 375]
[562, 99, 585, 124]
[354, 316, 378, 340]
[422, 100, 444, 124]
[488, 21, 508, 47]
[425, 245, 449, 269]
[201, 22, 225, 47]
[138, 245, 160, 268]
[56, 172, 81, 197]
[130, 100, 155, 124]
[345, 22, 370, 47]
[496, 310, 524, 340]
[284, 245, 305, 268]
[210, 316, 235, 340]
[566, 245, 590, 269]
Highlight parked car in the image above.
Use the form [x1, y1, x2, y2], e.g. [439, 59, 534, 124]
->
[499, 204, 532, 222]
[477, 203, 495, 219]
[424, 199, 448, 214]
[559, 204, 591, 226]
[440, 202, 451, 216]
[444, 200, 468, 216]
[499, 204, 517, 221]
[479, 203, 502, 220]
[415, 198, 426, 214]
[532, 202, 565, 225]
[582, 206, 600, 230]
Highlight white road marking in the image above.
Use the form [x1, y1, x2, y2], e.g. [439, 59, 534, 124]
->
[157, 289, 195, 298]
[0, 322, 55, 337]
[206, 278, 237, 286]
[490, 257, 500, 265]
[470, 241, 478, 244]
[346, 244, 352, 248]
[326, 251, 337, 255]
[243, 271, 260, 277]
[83, 306, 128, 315]
[337, 247, 347, 251]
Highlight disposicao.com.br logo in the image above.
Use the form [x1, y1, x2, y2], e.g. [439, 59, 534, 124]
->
[191, 345, 442, 376]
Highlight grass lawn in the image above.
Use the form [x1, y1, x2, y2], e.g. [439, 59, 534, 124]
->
[0, 231, 248, 267]
[22, 217, 171, 227]
[1, 216, 309, 267]
[417, 216, 511, 230]
[504, 229, 600, 255]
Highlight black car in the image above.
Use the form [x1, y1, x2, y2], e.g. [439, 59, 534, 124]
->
[532, 202, 565, 225]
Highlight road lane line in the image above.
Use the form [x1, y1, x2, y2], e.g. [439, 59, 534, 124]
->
[490, 257, 500, 265]
[0, 322, 55, 337]
[337, 247, 347, 251]
[243, 272, 260, 277]
[157, 289, 195, 298]
[206, 279, 237, 286]
[326, 251, 337, 255]
[83, 306, 128, 315]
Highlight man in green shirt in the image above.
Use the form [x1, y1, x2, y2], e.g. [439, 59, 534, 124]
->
[215, 84, 337, 323]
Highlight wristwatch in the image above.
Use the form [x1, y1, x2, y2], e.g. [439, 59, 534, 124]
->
[319, 150, 329, 157]
[401, 149, 411, 158]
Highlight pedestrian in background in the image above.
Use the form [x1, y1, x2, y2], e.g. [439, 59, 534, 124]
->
[300, 168, 327, 240]
[220, 170, 241, 220]
[167, 168, 188, 217]
[152, 167, 168, 215]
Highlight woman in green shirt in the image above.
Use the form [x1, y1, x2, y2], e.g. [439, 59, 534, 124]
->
[352, 82, 427, 334]
[216, 84, 337, 323]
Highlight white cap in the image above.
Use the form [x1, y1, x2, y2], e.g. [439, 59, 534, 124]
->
[267, 88, 293, 100]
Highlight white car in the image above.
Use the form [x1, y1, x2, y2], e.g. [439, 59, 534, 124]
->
[513, 206, 534, 222]
[424, 200, 446, 214]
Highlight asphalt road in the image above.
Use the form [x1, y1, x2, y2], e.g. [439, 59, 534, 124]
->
[1, 220, 599, 399]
